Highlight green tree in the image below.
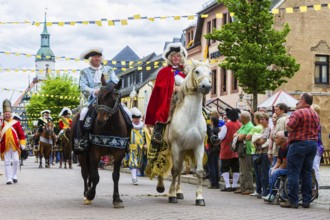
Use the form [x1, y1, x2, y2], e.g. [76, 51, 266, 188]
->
[26, 74, 80, 128]
[205, 0, 300, 111]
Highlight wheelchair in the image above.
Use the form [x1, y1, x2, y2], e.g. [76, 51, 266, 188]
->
[270, 171, 318, 205]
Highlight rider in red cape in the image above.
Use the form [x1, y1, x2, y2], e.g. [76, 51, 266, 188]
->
[145, 42, 187, 144]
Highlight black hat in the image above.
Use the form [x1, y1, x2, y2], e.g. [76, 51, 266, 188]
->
[225, 108, 239, 121]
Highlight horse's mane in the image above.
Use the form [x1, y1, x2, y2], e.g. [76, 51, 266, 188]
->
[168, 61, 208, 121]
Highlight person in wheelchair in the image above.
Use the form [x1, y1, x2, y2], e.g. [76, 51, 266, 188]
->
[263, 131, 288, 202]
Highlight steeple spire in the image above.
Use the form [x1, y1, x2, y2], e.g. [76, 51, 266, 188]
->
[41, 11, 50, 47]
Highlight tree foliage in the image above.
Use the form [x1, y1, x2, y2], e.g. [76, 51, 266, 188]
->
[26, 74, 80, 128]
[205, 0, 300, 110]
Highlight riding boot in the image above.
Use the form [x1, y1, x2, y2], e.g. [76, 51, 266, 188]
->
[74, 120, 89, 152]
[34, 133, 40, 147]
[152, 123, 165, 144]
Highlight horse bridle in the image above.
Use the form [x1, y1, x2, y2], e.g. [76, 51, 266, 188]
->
[95, 88, 121, 118]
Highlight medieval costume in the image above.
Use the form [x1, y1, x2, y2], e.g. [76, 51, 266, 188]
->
[0, 100, 26, 184]
[34, 110, 54, 147]
[58, 107, 72, 131]
[145, 42, 187, 144]
[128, 107, 151, 185]
[74, 47, 132, 152]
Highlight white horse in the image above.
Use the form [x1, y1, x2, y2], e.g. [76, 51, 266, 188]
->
[158, 59, 212, 206]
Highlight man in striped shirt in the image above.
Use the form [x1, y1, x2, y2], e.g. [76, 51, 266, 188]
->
[280, 93, 319, 209]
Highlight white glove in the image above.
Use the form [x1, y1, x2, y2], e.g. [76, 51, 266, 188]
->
[20, 145, 26, 150]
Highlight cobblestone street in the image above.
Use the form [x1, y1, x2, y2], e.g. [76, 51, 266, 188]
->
[0, 157, 329, 220]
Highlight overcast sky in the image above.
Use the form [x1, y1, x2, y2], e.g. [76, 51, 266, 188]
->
[0, 0, 208, 112]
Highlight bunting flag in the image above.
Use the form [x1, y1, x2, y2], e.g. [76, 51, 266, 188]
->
[0, 3, 328, 26]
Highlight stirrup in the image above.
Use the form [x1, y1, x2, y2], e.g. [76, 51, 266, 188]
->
[152, 133, 162, 144]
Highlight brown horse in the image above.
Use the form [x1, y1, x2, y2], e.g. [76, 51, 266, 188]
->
[59, 128, 72, 169]
[39, 121, 56, 168]
[72, 79, 129, 208]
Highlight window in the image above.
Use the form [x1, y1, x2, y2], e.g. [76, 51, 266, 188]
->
[232, 72, 238, 92]
[127, 75, 130, 86]
[221, 67, 227, 95]
[211, 69, 217, 95]
[211, 18, 217, 44]
[314, 55, 329, 84]
[222, 13, 227, 25]
[139, 72, 143, 83]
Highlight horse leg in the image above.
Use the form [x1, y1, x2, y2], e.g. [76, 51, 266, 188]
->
[39, 145, 43, 168]
[176, 160, 184, 200]
[78, 154, 91, 205]
[168, 146, 182, 203]
[157, 175, 165, 193]
[112, 156, 124, 208]
[194, 146, 205, 206]
[85, 152, 100, 202]
[45, 145, 51, 168]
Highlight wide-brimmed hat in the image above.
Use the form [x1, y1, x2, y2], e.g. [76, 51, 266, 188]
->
[40, 110, 51, 115]
[2, 99, 12, 113]
[130, 107, 141, 118]
[162, 42, 187, 61]
[80, 47, 103, 59]
[58, 107, 72, 117]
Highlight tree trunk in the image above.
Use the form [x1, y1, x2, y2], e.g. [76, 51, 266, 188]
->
[253, 91, 258, 113]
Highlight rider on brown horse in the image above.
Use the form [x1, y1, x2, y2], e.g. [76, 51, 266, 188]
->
[34, 110, 56, 148]
[74, 48, 132, 153]
[58, 107, 73, 143]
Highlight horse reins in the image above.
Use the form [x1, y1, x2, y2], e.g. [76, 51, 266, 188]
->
[95, 89, 121, 118]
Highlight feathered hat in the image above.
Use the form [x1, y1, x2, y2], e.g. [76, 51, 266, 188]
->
[80, 47, 103, 60]
[58, 107, 72, 117]
[2, 99, 12, 113]
[162, 42, 187, 63]
[40, 110, 51, 115]
[130, 107, 141, 118]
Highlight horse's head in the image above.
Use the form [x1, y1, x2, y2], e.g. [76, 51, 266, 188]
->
[186, 59, 212, 95]
[95, 79, 122, 126]
[44, 121, 54, 135]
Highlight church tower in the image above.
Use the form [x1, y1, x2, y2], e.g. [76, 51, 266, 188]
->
[35, 13, 55, 81]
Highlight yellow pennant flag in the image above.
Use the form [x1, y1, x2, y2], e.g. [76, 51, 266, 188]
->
[148, 17, 155, 22]
[314, 4, 321, 11]
[174, 16, 181, 20]
[146, 66, 151, 70]
[58, 22, 64, 26]
[108, 20, 114, 26]
[137, 67, 142, 70]
[188, 15, 195, 20]
[120, 20, 128, 25]
[160, 16, 167, 20]
[82, 21, 88, 25]
[34, 22, 41, 26]
[286, 7, 293, 13]
[201, 14, 208, 18]
[15, 53, 20, 56]
[70, 22, 76, 26]
[299, 6, 307, 12]
[230, 12, 235, 17]
[121, 61, 126, 65]
[133, 14, 141, 20]
[122, 68, 126, 71]
[96, 20, 102, 26]
[5, 52, 10, 55]
[216, 13, 223, 18]
[271, 9, 279, 14]
[103, 60, 108, 65]
[46, 22, 52, 26]
[112, 61, 116, 65]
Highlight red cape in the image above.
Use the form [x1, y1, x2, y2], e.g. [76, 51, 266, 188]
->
[145, 66, 185, 125]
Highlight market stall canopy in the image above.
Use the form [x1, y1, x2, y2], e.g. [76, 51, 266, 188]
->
[258, 90, 298, 110]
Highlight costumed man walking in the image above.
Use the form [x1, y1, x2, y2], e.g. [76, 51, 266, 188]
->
[128, 107, 151, 185]
[145, 42, 187, 146]
[0, 100, 26, 184]
[34, 110, 55, 147]
[75, 47, 132, 152]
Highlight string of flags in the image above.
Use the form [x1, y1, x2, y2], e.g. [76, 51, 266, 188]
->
[0, 3, 329, 26]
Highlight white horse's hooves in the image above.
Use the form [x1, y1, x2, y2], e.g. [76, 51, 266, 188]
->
[113, 202, 124, 208]
[195, 199, 205, 206]
[168, 197, 178, 203]
[176, 193, 184, 199]
[83, 198, 92, 205]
